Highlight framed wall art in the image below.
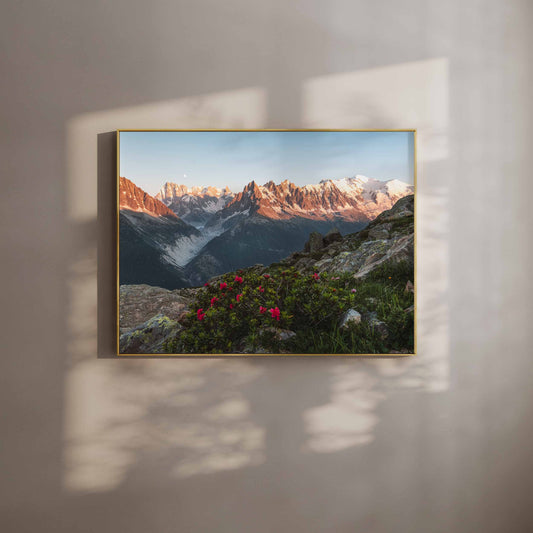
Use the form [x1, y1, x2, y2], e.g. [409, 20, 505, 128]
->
[117, 130, 416, 356]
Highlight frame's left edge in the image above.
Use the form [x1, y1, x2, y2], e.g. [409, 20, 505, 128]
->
[413, 129, 417, 356]
[116, 130, 121, 356]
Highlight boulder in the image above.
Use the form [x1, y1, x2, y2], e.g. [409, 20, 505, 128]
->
[119, 284, 195, 334]
[259, 327, 296, 342]
[314, 257, 333, 270]
[304, 231, 324, 253]
[365, 312, 389, 339]
[368, 226, 390, 240]
[237, 328, 296, 353]
[119, 314, 181, 354]
[340, 309, 362, 329]
[237, 339, 270, 354]
[353, 234, 414, 279]
[323, 227, 342, 245]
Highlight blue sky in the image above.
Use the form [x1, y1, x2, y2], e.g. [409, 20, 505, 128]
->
[119, 131, 414, 195]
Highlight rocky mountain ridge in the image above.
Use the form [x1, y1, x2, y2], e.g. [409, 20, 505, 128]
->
[119, 175, 414, 289]
[210, 175, 413, 224]
[279, 194, 414, 277]
[119, 177, 178, 218]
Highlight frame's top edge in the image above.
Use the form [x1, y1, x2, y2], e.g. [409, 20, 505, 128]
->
[116, 129, 417, 133]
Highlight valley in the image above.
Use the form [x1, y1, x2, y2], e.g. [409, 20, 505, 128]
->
[119, 174, 414, 289]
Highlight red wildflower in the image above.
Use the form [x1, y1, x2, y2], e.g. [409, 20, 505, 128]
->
[263, 274, 270, 279]
[210, 296, 218, 307]
[197, 308, 206, 321]
[220, 282, 227, 290]
[236, 294, 242, 302]
[313, 273, 320, 280]
[230, 304, 234, 309]
[258, 286, 265, 293]
[269, 307, 281, 321]
[259, 306, 267, 314]
[204, 282, 210, 287]
[235, 275, 243, 284]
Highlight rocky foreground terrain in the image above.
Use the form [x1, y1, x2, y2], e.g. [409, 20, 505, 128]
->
[277, 194, 414, 278]
[119, 195, 414, 355]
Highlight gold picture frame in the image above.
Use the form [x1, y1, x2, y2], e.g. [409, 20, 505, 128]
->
[117, 129, 417, 357]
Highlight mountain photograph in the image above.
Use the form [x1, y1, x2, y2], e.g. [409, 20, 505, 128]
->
[118, 130, 416, 355]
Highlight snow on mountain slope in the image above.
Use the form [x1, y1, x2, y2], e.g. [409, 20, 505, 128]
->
[156, 182, 233, 203]
[212, 175, 413, 224]
[120, 175, 414, 287]
[155, 182, 234, 228]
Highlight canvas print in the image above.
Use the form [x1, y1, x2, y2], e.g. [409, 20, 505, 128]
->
[118, 130, 416, 355]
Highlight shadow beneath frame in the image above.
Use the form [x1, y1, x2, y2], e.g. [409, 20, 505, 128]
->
[97, 131, 117, 358]
[97, 128, 421, 360]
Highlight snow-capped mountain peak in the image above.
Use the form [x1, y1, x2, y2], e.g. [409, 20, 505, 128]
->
[155, 182, 235, 229]
[156, 182, 233, 204]
[216, 175, 413, 222]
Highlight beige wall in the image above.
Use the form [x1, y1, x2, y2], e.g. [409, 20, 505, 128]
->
[1, 1, 532, 532]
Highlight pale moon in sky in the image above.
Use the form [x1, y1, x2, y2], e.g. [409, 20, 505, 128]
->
[184, 174, 187, 178]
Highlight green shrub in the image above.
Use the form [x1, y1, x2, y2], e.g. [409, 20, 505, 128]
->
[165, 261, 414, 354]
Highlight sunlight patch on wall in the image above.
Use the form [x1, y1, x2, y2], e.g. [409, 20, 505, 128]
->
[304, 369, 384, 452]
[64, 331, 265, 492]
[66, 87, 267, 222]
[64, 88, 267, 493]
[302, 58, 449, 162]
[302, 58, 450, 453]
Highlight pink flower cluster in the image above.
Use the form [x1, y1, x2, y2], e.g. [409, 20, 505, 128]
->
[269, 307, 281, 321]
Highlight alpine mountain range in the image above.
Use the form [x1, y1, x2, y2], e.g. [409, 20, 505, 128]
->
[119, 175, 414, 289]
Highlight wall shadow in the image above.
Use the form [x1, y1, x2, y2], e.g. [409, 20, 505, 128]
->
[97, 132, 117, 358]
